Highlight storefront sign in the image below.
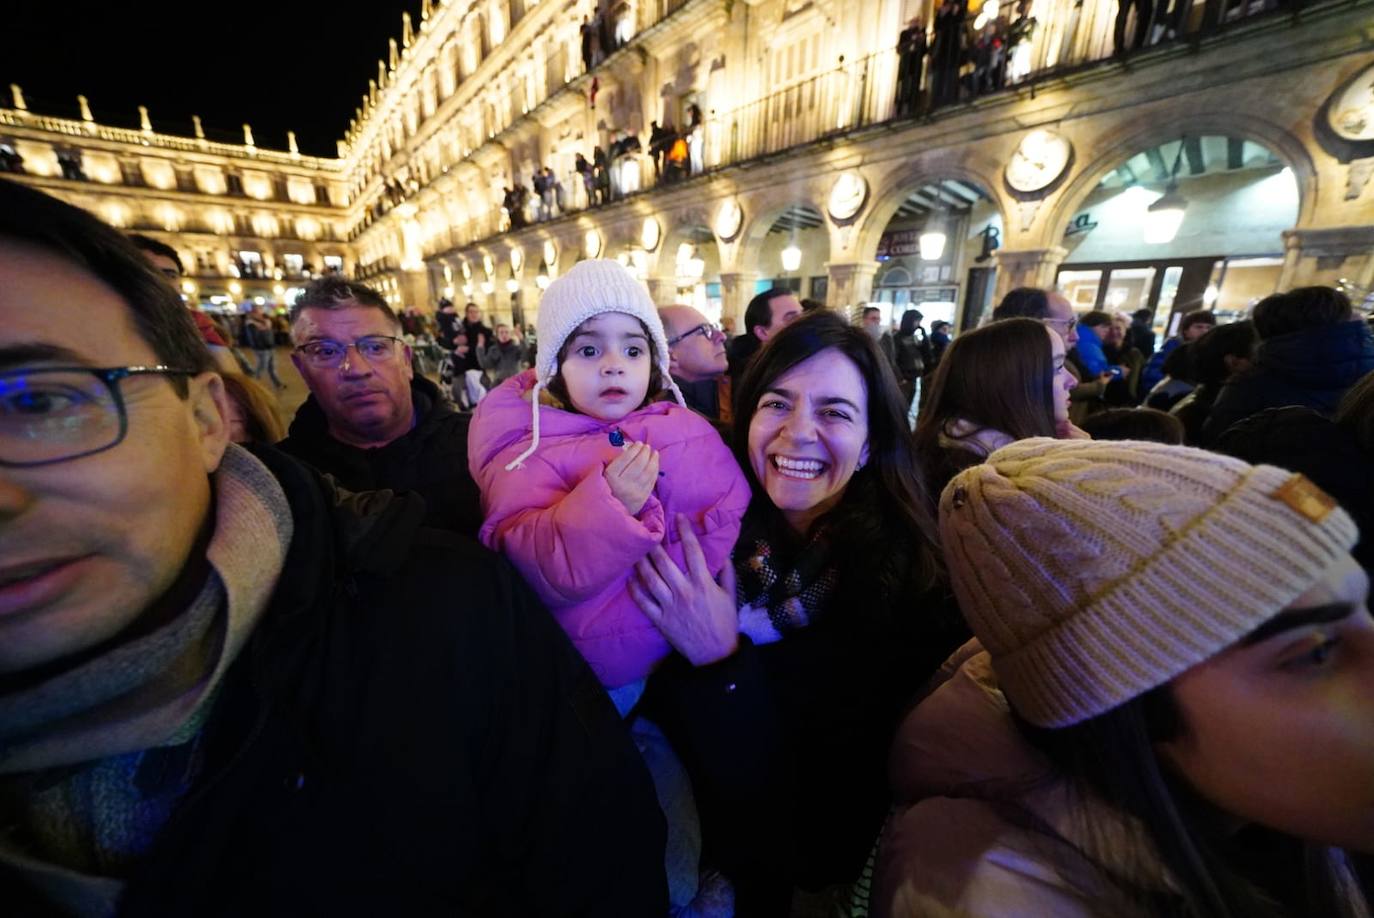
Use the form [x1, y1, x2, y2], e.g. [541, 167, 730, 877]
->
[876, 229, 924, 258]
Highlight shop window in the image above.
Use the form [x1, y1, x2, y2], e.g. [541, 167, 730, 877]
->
[1057, 269, 1103, 311]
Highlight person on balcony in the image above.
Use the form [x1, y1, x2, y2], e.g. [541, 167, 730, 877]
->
[895, 17, 928, 117]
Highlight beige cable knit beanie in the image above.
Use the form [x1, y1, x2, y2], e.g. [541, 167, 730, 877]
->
[939, 438, 1358, 728]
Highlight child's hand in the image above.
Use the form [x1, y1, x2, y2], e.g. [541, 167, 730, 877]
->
[604, 441, 660, 516]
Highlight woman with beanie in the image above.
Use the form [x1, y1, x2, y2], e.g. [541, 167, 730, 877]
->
[876, 438, 1371, 918]
[914, 317, 1079, 508]
[632, 311, 966, 914]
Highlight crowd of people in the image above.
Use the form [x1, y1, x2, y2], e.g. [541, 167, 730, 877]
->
[3, 174, 1374, 917]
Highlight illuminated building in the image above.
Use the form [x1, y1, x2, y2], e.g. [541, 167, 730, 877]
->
[5, 0, 1374, 334]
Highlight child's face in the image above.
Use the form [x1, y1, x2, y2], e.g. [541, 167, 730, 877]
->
[559, 312, 652, 423]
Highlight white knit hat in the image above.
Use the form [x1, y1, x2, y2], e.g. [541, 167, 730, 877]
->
[504, 259, 685, 470]
[939, 438, 1358, 728]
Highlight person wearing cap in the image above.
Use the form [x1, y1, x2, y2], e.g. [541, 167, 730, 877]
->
[876, 438, 1372, 918]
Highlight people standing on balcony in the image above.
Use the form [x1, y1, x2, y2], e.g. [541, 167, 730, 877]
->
[533, 169, 551, 221]
[1114, 0, 1156, 55]
[576, 152, 595, 204]
[649, 121, 670, 179]
[580, 15, 597, 71]
[687, 103, 705, 175]
[593, 145, 611, 205]
[931, 0, 967, 107]
[1005, 0, 1038, 83]
[544, 166, 565, 214]
[665, 134, 690, 183]
[895, 17, 928, 117]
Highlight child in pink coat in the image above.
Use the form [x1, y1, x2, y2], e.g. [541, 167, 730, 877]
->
[469, 259, 750, 712]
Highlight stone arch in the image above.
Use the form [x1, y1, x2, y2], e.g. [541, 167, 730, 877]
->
[1043, 111, 1317, 251]
[852, 150, 1007, 264]
[733, 181, 832, 277]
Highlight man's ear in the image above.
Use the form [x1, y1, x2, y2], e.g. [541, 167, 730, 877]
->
[753, 325, 769, 342]
[189, 372, 231, 473]
[667, 346, 682, 375]
[402, 344, 415, 380]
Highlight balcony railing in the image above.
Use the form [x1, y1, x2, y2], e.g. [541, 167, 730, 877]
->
[440, 0, 1333, 254]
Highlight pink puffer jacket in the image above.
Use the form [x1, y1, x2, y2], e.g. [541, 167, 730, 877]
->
[469, 370, 751, 687]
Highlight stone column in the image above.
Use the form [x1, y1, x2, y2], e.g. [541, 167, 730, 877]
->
[719, 271, 760, 329]
[1278, 226, 1374, 291]
[992, 246, 1068, 302]
[645, 275, 677, 304]
[397, 268, 433, 310]
[825, 262, 878, 313]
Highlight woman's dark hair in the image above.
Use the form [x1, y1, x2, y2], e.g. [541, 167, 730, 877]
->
[220, 373, 287, 444]
[1081, 310, 1114, 330]
[1251, 288, 1351, 340]
[732, 310, 941, 599]
[1016, 691, 1365, 918]
[914, 318, 1058, 495]
[547, 315, 664, 412]
[1079, 408, 1184, 444]
[1162, 340, 1197, 384]
[1336, 369, 1374, 453]
[0, 178, 212, 395]
[1190, 321, 1258, 391]
[1178, 309, 1218, 338]
[992, 286, 1052, 321]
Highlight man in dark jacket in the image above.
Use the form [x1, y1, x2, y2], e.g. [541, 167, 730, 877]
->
[280, 276, 483, 537]
[0, 180, 668, 916]
[1202, 286, 1374, 442]
[478, 322, 530, 388]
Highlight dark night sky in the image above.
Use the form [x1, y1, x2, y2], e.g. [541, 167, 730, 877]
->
[3, 0, 420, 158]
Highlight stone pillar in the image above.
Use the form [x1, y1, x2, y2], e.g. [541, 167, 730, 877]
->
[397, 268, 432, 310]
[1278, 226, 1374, 291]
[992, 246, 1068, 302]
[719, 271, 760, 329]
[825, 262, 878, 314]
[645, 275, 677, 304]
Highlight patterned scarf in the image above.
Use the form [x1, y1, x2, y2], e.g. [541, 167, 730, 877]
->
[735, 516, 839, 646]
[0, 445, 293, 909]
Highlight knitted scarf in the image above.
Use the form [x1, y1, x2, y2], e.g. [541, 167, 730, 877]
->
[735, 514, 839, 646]
[0, 444, 293, 909]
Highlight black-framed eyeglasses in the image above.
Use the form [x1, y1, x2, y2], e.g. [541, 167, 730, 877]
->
[666, 323, 722, 347]
[1042, 316, 1078, 332]
[293, 335, 405, 369]
[0, 365, 196, 468]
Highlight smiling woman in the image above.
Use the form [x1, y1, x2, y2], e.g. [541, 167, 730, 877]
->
[635, 310, 966, 912]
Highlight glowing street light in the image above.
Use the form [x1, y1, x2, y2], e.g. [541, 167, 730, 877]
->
[919, 231, 947, 261]
[781, 244, 802, 272]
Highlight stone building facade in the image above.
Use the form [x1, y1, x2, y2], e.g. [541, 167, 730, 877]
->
[4, 0, 1373, 333]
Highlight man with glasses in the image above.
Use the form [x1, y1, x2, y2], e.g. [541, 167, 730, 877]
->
[660, 304, 731, 424]
[0, 179, 666, 915]
[279, 276, 483, 537]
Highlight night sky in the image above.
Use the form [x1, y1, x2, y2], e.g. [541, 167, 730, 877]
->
[4, 0, 419, 157]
